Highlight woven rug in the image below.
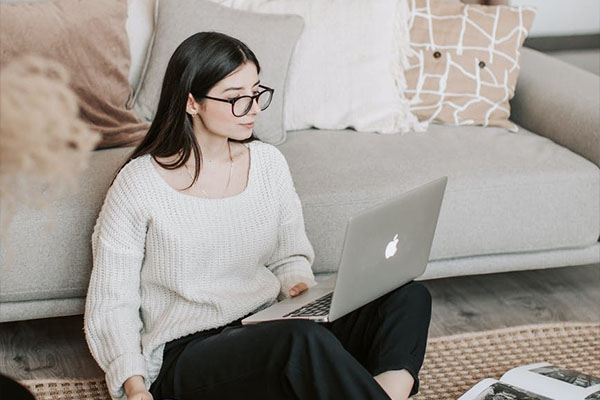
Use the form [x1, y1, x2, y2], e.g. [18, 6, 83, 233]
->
[20, 322, 599, 400]
[415, 322, 599, 399]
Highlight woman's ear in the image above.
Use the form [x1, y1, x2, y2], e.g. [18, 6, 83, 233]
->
[186, 93, 199, 115]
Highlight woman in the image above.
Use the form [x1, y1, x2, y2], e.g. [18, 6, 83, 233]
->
[84, 32, 432, 400]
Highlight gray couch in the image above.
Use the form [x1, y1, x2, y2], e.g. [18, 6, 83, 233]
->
[0, 47, 598, 323]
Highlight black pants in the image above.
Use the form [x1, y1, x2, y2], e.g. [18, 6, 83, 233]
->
[149, 281, 431, 400]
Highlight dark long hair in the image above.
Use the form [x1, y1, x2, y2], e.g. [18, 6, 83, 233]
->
[111, 31, 260, 188]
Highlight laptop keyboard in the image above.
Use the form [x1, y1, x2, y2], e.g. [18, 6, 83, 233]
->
[283, 292, 333, 318]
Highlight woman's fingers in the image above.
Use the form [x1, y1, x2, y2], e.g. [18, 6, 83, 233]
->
[289, 282, 309, 297]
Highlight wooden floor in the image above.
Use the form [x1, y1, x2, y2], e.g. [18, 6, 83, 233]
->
[0, 263, 598, 382]
[424, 262, 599, 337]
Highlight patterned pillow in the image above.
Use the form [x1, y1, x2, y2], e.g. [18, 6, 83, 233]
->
[405, 0, 536, 131]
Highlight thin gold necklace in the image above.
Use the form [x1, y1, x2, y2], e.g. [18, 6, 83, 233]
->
[183, 141, 234, 198]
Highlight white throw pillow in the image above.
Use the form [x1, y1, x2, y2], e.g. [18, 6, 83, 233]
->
[231, 0, 427, 134]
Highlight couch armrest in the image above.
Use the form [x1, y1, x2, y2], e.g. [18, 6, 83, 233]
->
[510, 47, 600, 168]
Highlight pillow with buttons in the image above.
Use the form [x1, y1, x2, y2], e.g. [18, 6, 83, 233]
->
[404, 0, 536, 131]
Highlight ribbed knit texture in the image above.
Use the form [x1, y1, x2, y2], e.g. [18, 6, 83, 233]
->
[83, 140, 317, 400]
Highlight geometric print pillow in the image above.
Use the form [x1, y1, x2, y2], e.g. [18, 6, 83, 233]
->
[404, 0, 536, 131]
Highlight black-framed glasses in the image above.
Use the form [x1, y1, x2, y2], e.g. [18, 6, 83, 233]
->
[203, 84, 274, 117]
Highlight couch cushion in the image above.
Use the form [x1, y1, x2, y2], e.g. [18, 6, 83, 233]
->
[0, 146, 134, 303]
[1, 124, 598, 302]
[237, 0, 425, 135]
[405, 0, 536, 131]
[277, 125, 600, 273]
[131, 0, 303, 145]
[126, 0, 157, 92]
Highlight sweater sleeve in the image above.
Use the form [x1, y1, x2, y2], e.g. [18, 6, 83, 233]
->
[83, 166, 149, 400]
[266, 150, 317, 300]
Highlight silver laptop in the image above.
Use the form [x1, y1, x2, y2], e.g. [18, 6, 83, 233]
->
[242, 176, 448, 325]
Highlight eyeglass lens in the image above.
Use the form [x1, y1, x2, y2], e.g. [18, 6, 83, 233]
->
[233, 90, 273, 116]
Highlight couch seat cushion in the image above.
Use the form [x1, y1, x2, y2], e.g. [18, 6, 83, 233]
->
[2, 124, 598, 303]
[0, 146, 133, 303]
[277, 124, 600, 274]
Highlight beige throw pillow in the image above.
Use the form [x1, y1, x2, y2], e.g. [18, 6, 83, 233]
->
[0, 0, 150, 150]
[131, 0, 304, 145]
[405, 0, 536, 131]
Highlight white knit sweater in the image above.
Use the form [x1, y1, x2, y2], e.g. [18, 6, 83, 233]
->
[84, 140, 317, 400]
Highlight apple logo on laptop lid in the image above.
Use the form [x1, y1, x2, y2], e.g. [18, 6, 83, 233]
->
[385, 234, 399, 259]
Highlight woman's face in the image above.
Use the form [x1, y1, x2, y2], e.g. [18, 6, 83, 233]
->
[192, 62, 261, 141]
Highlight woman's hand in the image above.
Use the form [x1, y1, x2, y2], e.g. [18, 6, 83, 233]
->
[124, 375, 152, 400]
[289, 282, 309, 297]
